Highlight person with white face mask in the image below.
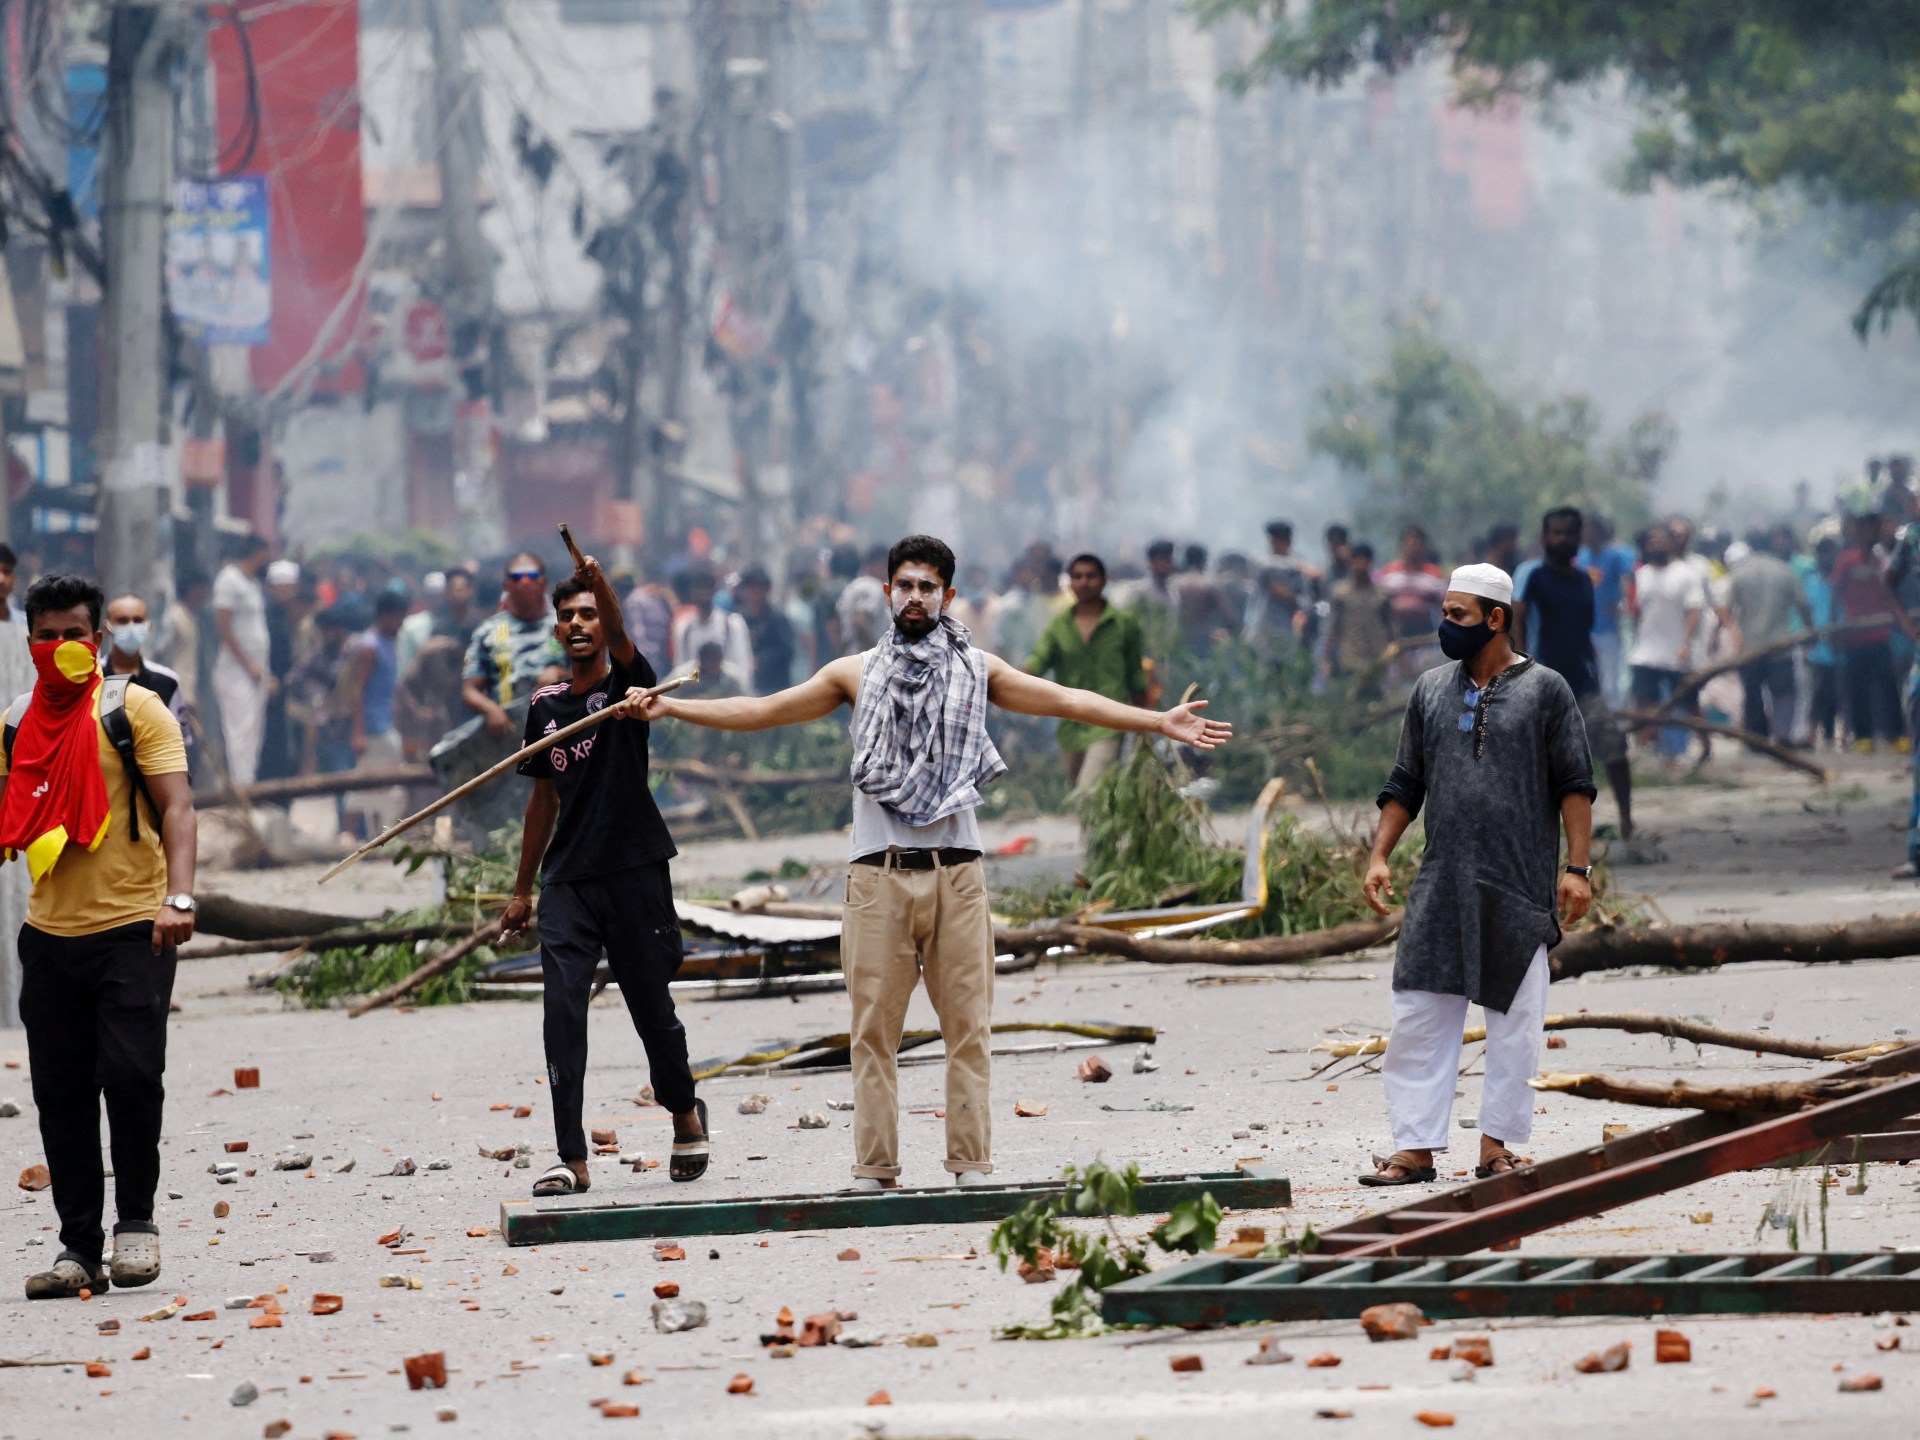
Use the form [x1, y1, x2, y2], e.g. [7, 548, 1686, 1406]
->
[105, 595, 192, 773]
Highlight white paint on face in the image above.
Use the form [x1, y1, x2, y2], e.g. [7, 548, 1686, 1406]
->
[891, 585, 942, 620]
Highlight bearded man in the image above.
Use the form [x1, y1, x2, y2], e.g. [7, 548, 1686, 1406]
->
[623, 535, 1231, 1190]
[1360, 563, 1596, 1186]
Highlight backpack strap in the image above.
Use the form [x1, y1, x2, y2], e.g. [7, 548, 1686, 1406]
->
[99, 676, 158, 843]
[1, 690, 30, 768]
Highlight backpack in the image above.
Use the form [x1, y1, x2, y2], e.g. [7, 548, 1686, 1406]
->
[3, 675, 159, 841]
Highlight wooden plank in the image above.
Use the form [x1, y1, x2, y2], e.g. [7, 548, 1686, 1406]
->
[498, 1167, 1291, 1247]
[1336, 1069, 1920, 1259]
[1100, 1251, 1920, 1327]
[1319, 1046, 1920, 1258]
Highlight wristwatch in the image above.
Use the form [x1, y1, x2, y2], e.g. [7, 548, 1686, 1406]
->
[162, 894, 197, 913]
[1563, 865, 1594, 880]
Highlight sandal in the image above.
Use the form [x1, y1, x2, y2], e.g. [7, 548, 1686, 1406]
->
[670, 1098, 710, 1183]
[532, 1161, 588, 1197]
[1474, 1148, 1529, 1179]
[25, 1251, 107, 1300]
[1358, 1150, 1437, 1187]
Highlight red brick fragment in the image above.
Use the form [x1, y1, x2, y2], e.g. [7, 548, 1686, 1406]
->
[1169, 1354, 1203, 1373]
[1654, 1330, 1690, 1364]
[1574, 1341, 1630, 1373]
[404, 1352, 448, 1391]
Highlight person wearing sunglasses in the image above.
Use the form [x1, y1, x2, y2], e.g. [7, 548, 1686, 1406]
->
[1359, 562, 1596, 1187]
[461, 552, 566, 738]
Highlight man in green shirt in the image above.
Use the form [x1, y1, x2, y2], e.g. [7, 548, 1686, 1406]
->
[1026, 553, 1147, 789]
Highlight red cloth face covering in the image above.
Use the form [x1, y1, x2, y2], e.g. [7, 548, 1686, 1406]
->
[0, 639, 110, 881]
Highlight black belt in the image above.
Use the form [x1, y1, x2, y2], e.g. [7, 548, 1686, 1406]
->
[852, 847, 982, 871]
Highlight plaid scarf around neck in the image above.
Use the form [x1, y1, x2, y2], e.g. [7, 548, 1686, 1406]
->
[850, 614, 1005, 827]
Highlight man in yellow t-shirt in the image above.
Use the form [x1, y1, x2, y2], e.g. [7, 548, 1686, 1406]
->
[3, 575, 196, 1301]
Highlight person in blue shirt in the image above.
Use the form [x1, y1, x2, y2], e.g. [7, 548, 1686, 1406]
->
[1577, 516, 1637, 708]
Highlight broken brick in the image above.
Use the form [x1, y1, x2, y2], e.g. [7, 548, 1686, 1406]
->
[1414, 1414, 1455, 1429]
[1169, 1354, 1203, 1373]
[311, 1294, 344, 1316]
[233, 1068, 260, 1089]
[588, 1352, 614, 1367]
[404, 1352, 448, 1391]
[1450, 1336, 1493, 1368]
[1076, 1055, 1112, 1083]
[1654, 1330, 1691, 1364]
[655, 1246, 685, 1262]
[130, 1349, 149, 1361]
[1839, 1373, 1884, 1393]
[653, 1282, 680, 1299]
[264, 1422, 291, 1438]
[214, 1201, 230, 1219]
[183, 1311, 216, 1322]
[726, 1374, 754, 1395]
[224, 1141, 249, 1154]
[250, 1313, 282, 1329]
[465, 1228, 489, 1239]
[799, 1313, 842, 1348]
[1545, 1036, 1567, 1050]
[622, 1371, 647, 1386]
[1574, 1342, 1631, 1373]
[1306, 1353, 1342, 1368]
[866, 1390, 892, 1406]
[600, 1403, 640, 1418]
[17, 1163, 49, 1192]
[1428, 1346, 1451, 1362]
[1013, 1099, 1048, 1117]
[837, 1247, 861, 1262]
[85, 1362, 111, 1378]
[1359, 1302, 1424, 1342]
[1876, 1334, 1902, 1352]
[590, 1127, 618, 1147]
[514, 1106, 533, 1118]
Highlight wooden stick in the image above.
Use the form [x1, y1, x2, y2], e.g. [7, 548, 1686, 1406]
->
[1613, 708, 1830, 781]
[558, 522, 587, 570]
[1313, 1013, 1901, 1064]
[1654, 614, 1898, 714]
[1528, 1070, 1901, 1114]
[317, 672, 695, 883]
[195, 765, 433, 809]
[347, 921, 504, 1018]
[181, 922, 473, 961]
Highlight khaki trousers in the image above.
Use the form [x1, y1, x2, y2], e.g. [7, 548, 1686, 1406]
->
[843, 856, 995, 1179]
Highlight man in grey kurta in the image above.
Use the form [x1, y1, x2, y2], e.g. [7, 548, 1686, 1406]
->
[1361, 563, 1596, 1185]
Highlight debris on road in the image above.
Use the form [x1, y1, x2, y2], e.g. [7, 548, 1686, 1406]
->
[1839, 1373, 1884, 1392]
[1014, 1099, 1048, 1117]
[1077, 1055, 1112, 1083]
[1654, 1329, 1691, 1363]
[1169, 1354, 1203, 1372]
[1360, 1302, 1424, 1341]
[651, 1300, 708, 1333]
[1575, 1342, 1631, 1373]
[403, 1352, 448, 1390]
[726, 1374, 753, 1394]
[17, 1164, 49, 1191]
[1247, 1336, 1293, 1365]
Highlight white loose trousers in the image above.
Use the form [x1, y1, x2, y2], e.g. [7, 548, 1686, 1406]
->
[1383, 943, 1550, 1153]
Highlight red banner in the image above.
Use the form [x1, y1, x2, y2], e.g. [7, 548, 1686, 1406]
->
[210, 0, 366, 395]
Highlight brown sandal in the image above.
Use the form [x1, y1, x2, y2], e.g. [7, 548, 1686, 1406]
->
[1358, 1150, 1437, 1186]
[1474, 1148, 1529, 1179]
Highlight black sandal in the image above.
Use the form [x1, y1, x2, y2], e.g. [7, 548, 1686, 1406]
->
[670, 1098, 710, 1183]
[1474, 1148, 1529, 1179]
[1358, 1150, 1437, 1187]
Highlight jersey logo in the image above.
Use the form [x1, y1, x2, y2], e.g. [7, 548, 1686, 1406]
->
[543, 719, 558, 735]
[586, 692, 607, 713]
[550, 747, 567, 772]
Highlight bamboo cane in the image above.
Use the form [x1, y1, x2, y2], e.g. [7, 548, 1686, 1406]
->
[558, 522, 588, 569]
[317, 671, 695, 883]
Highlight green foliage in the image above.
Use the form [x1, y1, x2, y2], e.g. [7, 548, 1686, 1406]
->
[276, 827, 526, 1008]
[1308, 315, 1665, 560]
[989, 1161, 1225, 1339]
[1192, 0, 1920, 333]
[318, 528, 464, 570]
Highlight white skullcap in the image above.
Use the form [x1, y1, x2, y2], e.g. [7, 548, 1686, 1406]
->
[1447, 563, 1512, 606]
[422, 570, 448, 596]
[265, 559, 301, 585]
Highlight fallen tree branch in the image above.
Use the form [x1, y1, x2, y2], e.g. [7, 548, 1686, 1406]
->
[1656, 616, 1897, 714]
[1313, 1013, 1904, 1064]
[1613, 709, 1829, 780]
[1551, 911, 1920, 979]
[347, 922, 504, 1019]
[991, 912, 1401, 965]
[195, 766, 432, 809]
[184, 923, 474, 961]
[197, 893, 367, 940]
[1529, 1070, 1901, 1114]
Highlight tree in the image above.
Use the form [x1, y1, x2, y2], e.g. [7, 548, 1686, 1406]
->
[1192, 0, 1920, 336]
[1309, 316, 1667, 556]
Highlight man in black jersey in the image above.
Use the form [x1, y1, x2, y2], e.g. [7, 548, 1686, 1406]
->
[500, 553, 708, 1194]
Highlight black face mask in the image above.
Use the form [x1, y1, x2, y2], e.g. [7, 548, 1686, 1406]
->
[1438, 617, 1496, 661]
[1543, 541, 1580, 565]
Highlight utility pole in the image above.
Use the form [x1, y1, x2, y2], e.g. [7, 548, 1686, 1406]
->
[97, 3, 180, 601]
[699, 0, 794, 569]
[426, 0, 502, 553]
